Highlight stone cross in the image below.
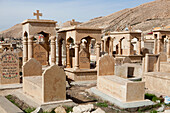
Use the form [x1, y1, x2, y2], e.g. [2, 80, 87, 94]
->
[33, 10, 42, 20]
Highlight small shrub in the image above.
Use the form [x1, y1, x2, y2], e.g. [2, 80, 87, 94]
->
[24, 107, 35, 113]
[95, 102, 108, 107]
[150, 110, 157, 113]
[65, 106, 73, 113]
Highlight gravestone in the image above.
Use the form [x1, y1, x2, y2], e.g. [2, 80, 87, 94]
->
[0, 50, 20, 84]
[34, 44, 48, 65]
[98, 54, 115, 76]
[79, 48, 90, 69]
[43, 65, 66, 102]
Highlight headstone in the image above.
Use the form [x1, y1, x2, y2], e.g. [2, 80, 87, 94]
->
[98, 54, 115, 76]
[0, 50, 20, 84]
[43, 65, 66, 102]
[160, 52, 167, 62]
[23, 58, 42, 77]
[33, 44, 48, 65]
[79, 48, 90, 69]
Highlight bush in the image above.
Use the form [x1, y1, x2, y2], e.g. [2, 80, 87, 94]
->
[95, 102, 108, 107]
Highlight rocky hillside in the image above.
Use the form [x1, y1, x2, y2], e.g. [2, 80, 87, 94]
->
[79, 0, 170, 33]
[1, 0, 170, 38]
[0, 23, 22, 39]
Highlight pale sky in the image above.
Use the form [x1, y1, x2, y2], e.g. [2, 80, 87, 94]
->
[0, 0, 154, 31]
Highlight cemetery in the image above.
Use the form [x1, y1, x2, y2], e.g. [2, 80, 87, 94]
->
[0, 0, 170, 112]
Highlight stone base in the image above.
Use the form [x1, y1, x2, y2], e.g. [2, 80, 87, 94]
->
[89, 87, 155, 109]
[13, 89, 75, 111]
[64, 68, 97, 81]
[0, 83, 22, 90]
[115, 55, 143, 63]
[144, 72, 170, 97]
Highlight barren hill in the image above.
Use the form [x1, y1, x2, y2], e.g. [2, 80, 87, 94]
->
[79, 0, 170, 33]
[1, 0, 170, 38]
[0, 23, 22, 39]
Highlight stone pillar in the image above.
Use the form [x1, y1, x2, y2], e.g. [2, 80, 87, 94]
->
[145, 54, 149, 73]
[104, 39, 107, 52]
[157, 39, 161, 54]
[157, 55, 160, 72]
[167, 37, 170, 58]
[66, 44, 71, 68]
[127, 39, 131, 55]
[109, 39, 113, 56]
[101, 40, 104, 52]
[58, 41, 62, 66]
[28, 35, 34, 60]
[154, 38, 157, 54]
[23, 36, 28, 64]
[138, 39, 141, 55]
[96, 43, 100, 63]
[50, 36, 56, 65]
[74, 43, 80, 70]
[118, 41, 121, 55]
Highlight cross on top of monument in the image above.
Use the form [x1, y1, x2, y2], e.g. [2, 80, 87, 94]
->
[33, 10, 42, 20]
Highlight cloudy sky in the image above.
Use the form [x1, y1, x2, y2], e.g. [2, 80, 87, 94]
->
[0, 0, 154, 31]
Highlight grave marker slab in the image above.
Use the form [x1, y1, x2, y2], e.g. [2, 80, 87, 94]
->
[0, 50, 20, 84]
[34, 44, 48, 65]
[79, 48, 90, 69]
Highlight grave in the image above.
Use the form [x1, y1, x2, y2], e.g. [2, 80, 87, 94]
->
[115, 63, 142, 79]
[143, 54, 170, 96]
[79, 48, 90, 69]
[23, 58, 66, 103]
[0, 50, 20, 85]
[33, 44, 48, 65]
[90, 54, 154, 108]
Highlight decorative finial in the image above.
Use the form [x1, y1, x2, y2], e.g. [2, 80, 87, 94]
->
[33, 10, 42, 20]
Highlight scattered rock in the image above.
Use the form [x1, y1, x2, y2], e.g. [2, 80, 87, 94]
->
[157, 105, 165, 112]
[164, 110, 170, 113]
[72, 104, 94, 113]
[54, 106, 66, 113]
[91, 108, 105, 113]
[31, 107, 43, 113]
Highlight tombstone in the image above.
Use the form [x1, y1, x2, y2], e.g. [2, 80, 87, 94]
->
[23, 58, 66, 103]
[79, 48, 90, 69]
[33, 44, 48, 65]
[43, 65, 66, 102]
[159, 52, 167, 62]
[97, 54, 115, 76]
[22, 58, 42, 77]
[0, 50, 20, 84]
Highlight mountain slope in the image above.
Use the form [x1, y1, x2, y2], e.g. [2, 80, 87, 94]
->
[79, 0, 170, 33]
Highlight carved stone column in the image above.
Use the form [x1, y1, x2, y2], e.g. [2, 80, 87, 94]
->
[101, 40, 104, 52]
[66, 44, 71, 68]
[109, 39, 113, 56]
[118, 40, 121, 55]
[138, 39, 141, 55]
[28, 35, 34, 60]
[154, 38, 157, 54]
[58, 41, 62, 66]
[157, 39, 161, 54]
[127, 39, 131, 55]
[96, 43, 100, 63]
[23, 36, 28, 64]
[167, 37, 170, 58]
[104, 39, 107, 52]
[50, 36, 56, 65]
[74, 43, 80, 70]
